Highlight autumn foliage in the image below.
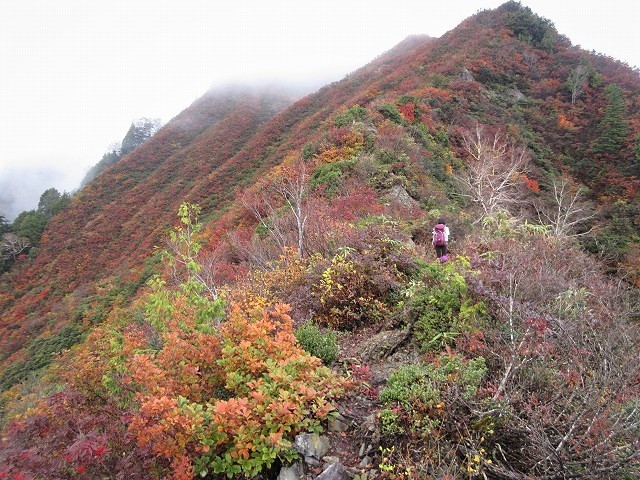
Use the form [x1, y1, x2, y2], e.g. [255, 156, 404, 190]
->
[1, 2, 640, 479]
[127, 303, 344, 479]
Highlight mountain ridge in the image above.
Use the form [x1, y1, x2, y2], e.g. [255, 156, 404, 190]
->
[1, 2, 639, 478]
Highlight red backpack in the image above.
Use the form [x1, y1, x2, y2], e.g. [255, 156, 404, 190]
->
[433, 224, 447, 246]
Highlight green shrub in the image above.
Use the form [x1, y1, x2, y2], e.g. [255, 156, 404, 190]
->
[377, 104, 403, 124]
[379, 355, 487, 436]
[379, 364, 440, 408]
[379, 408, 404, 436]
[295, 321, 339, 365]
[408, 258, 487, 352]
[334, 105, 369, 127]
[302, 143, 316, 159]
[0, 323, 85, 391]
[437, 354, 487, 400]
[310, 159, 354, 196]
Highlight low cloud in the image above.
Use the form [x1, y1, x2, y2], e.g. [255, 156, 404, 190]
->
[0, 165, 80, 221]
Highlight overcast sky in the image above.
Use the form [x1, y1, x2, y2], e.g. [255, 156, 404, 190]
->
[1, 0, 639, 220]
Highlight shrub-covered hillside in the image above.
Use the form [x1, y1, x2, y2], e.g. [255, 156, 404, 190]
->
[1, 2, 639, 479]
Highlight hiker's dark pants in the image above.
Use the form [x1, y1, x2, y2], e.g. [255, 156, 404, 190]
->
[435, 245, 447, 258]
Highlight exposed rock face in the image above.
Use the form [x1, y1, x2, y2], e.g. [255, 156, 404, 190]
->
[385, 185, 421, 211]
[277, 462, 305, 480]
[314, 462, 349, 480]
[356, 329, 408, 361]
[327, 414, 350, 433]
[293, 433, 331, 460]
[279, 434, 351, 480]
[460, 66, 475, 81]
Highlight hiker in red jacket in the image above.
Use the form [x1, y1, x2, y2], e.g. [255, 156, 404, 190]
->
[432, 218, 450, 262]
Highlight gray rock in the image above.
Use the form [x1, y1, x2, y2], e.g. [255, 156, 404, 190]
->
[460, 67, 474, 81]
[328, 416, 349, 433]
[355, 397, 375, 409]
[322, 456, 340, 465]
[508, 87, 526, 101]
[314, 462, 349, 480]
[293, 433, 331, 460]
[277, 462, 305, 480]
[358, 456, 372, 469]
[362, 415, 376, 434]
[358, 443, 366, 457]
[305, 456, 321, 467]
[385, 185, 421, 210]
[356, 329, 407, 362]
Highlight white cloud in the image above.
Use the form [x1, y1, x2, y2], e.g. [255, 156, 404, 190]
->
[0, 0, 638, 219]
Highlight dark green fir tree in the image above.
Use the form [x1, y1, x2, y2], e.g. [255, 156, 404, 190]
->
[593, 83, 629, 154]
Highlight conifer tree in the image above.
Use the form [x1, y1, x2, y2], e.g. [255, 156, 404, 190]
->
[12, 210, 47, 246]
[593, 84, 629, 154]
[37, 188, 70, 220]
[0, 215, 9, 234]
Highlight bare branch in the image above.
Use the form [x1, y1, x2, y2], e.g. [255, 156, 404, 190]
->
[241, 158, 311, 260]
[535, 177, 595, 239]
[2, 233, 31, 260]
[455, 125, 530, 223]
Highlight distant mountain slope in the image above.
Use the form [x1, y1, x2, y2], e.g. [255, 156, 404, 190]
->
[1, 0, 638, 403]
[1, 3, 638, 479]
[0, 87, 293, 367]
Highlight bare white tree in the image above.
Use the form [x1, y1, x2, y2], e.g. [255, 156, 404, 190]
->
[567, 64, 589, 105]
[226, 230, 273, 269]
[2, 233, 30, 261]
[455, 125, 530, 223]
[241, 159, 310, 260]
[272, 161, 309, 259]
[536, 177, 595, 239]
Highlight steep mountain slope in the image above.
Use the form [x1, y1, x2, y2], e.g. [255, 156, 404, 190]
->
[1, 2, 639, 479]
[0, 87, 293, 374]
[0, 37, 444, 381]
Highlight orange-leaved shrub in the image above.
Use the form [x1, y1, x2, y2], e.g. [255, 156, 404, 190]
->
[1, 204, 347, 480]
[128, 302, 345, 479]
[124, 205, 347, 479]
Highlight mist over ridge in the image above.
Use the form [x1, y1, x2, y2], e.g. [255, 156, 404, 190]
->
[1, 3, 639, 478]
